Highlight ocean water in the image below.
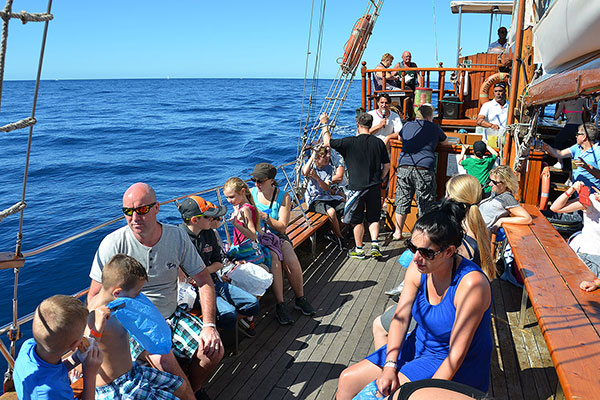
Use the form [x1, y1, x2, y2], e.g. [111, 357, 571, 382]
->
[0, 78, 363, 369]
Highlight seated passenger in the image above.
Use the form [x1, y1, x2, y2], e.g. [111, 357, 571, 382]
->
[550, 181, 600, 292]
[302, 145, 347, 249]
[178, 196, 260, 337]
[375, 175, 495, 349]
[87, 254, 188, 399]
[337, 199, 493, 399]
[250, 163, 315, 325]
[398, 51, 423, 91]
[374, 53, 402, 90]
[13, 295, 103, 400]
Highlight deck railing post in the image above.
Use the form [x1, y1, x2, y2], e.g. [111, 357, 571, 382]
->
[361, 61, 367, 111]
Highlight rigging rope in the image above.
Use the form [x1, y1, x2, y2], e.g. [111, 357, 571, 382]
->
[0, 201, 25, 223]
[0, 116, 35, 132]
[297, 0, 317, 154]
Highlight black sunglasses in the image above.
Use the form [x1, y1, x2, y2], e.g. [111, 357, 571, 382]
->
[122, 202, 156, 216]
[405, 239, 446, 260]
[251, 178, 267, 184]
[489, 178, 501, 185]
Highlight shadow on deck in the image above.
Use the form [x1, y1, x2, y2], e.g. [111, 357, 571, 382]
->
[206, 232, 558, 400]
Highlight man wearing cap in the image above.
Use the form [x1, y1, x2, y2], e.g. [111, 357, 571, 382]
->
[321, 112, 390, 259]
[477, 82, 508, 138]
[178, 196, 260, 337]
[87, 182, 222, 399]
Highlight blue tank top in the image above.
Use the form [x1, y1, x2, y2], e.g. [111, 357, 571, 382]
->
[411, 257, 492, 392]
[251, 186, 286, 225]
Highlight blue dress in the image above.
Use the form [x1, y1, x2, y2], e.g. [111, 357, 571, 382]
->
[365, 257, 492, 392]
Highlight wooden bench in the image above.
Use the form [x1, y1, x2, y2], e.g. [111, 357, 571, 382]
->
[286, 205, 329, 255]
[503, 203, 600, 400]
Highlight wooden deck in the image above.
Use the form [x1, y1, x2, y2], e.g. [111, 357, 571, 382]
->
[206, 234, 558, 400]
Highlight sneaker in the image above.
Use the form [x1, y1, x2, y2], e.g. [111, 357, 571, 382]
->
[324, 231, 338, 244]
[238, 318, 256, 338]
[385, 282, 404, 297]
[349, 247, 366, 259]
[294, 296, 315, 316]
[370, 246, 383, 258]
[275, 303, 293, 325]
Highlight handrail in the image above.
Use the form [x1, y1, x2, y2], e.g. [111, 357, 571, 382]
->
[362, 66, 496, 73]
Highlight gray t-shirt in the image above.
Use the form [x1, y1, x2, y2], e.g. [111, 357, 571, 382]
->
[90, 224, 205, 317]
[479, 191, 519, 229]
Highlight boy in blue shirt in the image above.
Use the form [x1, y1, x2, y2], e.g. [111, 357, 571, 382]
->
[13, 295, 103, 400]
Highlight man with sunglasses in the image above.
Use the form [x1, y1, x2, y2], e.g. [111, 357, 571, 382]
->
[543, 122, 600, 190]
[87, 183, 222, 399]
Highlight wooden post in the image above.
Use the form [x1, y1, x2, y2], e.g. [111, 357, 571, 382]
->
[439, 71, 446, 105]
[361, 61, 367, 111]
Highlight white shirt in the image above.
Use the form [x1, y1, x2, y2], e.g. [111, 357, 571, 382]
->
[488, 40, 507, 53]
[368, 109, 402, 142]
[479, 99, 508, 137]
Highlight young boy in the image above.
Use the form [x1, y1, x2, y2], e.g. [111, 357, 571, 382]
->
[178, 196, 260, 337]
[87, 254, 187, 399]
[459, 140, 499, 196]
[13, 295, 103, 400]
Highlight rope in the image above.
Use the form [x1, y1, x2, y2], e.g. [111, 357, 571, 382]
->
[0, 0, 15, 112]
[0, 116, 35, 132]
[0, 10, 53, 23]
[0, 201, 25, 222]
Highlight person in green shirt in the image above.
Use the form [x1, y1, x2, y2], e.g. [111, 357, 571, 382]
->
[458, 140, 498, 196]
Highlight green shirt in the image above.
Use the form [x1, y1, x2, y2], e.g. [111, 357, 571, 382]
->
[460, 155, 497, 194]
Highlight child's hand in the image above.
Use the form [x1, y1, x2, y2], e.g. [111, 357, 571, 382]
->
[580, 280, 599, 292]
[82, 340, 103, 376]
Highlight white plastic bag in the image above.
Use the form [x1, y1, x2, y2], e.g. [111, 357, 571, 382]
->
[177, 280, 197, 310]
[226, 262, 273, 297]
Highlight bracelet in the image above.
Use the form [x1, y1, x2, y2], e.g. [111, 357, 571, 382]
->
[383, 360, 397, 370]
[89, 329, 102, 339]
[594, 279, 600, 288]
[566, 189, 574, 196]
[203, 323, 217, 329]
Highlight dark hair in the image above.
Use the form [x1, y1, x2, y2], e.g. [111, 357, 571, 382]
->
[376, 93, 391, 103]
[357, 112, 373, 128]
[412, 198, 465, 250]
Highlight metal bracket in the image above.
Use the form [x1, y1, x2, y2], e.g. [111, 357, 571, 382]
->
[0, 252, 24, 270]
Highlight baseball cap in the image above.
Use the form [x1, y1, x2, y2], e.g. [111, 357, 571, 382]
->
[473, 140, 487, 155]
[251, 163, 277, 180]
[178, 196, 227, 219]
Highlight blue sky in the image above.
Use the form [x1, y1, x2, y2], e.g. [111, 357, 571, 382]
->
[4, 1, 512, 80]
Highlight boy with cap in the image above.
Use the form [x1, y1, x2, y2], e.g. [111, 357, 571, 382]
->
[88, 254, 187, 399]
[178, 196, 260, 337]
[459, 140, 499, 196]
[13, 295, 104, 400]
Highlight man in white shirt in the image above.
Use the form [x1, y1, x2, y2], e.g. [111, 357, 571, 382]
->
[488, 27, 508, 53]
[368, 93, 403, 149]
[477, 82, 508, 138]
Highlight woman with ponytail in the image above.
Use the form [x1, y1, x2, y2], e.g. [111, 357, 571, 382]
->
[337, 199, 493, 399]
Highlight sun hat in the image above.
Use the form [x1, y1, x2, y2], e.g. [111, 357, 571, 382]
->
[251, 163, 277, 180]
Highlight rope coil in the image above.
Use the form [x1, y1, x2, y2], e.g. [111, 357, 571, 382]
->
[0, 116, 35, 132]
[0, 10, 53, 24]
[0, 201, 26, 223]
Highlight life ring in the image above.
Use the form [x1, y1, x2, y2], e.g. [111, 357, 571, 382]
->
[539, 163, 551, 210]
[479, 72, 509, 107]
[341, 15, 373, 74]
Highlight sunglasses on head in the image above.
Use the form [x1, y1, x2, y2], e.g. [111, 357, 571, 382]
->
[122, 202, 156, 216]
[251, 178, 267, 184]
[405, 239, 446, 260]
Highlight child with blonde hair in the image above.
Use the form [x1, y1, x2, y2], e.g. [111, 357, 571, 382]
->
[223, 177, 262, 245]
[13, 295, 104, 400]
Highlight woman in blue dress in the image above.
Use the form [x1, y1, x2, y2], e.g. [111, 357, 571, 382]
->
[336, 199, 492, 399]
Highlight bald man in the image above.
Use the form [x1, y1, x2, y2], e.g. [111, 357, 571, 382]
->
[399, 51, 424, 91]
[87, 182, 222, 399]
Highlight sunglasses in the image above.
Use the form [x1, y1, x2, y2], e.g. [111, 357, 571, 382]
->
[122, 202, 156, 216]
[489, 178, 501, 185]
[405, 239, 446, 260]
[251, 178, 267, 184]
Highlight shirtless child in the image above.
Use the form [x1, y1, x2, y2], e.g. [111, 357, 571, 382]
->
[87, 254, 189, 399]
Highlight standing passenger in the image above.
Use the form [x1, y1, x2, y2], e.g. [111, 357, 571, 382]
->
[321, 112, 390, 259]
[393, 104, 449, 240]
[368, 93, 403, 150]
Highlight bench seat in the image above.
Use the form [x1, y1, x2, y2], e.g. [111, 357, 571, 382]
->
[286, 205, 329, 253]
[503, 204, 600, 399]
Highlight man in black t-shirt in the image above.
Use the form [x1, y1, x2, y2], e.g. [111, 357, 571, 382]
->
[321, 113, 390, 259]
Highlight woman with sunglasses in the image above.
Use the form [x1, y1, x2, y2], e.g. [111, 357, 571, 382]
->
[337, 199, 492, 399]
[479, 165, 531, 232]
[249, 162, 315, 325]
[373, 175, 495, 350]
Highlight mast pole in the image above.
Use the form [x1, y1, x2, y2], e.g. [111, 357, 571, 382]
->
[456, 5, 462, 66]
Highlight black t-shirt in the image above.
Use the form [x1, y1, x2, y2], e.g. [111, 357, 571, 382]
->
[330, 133, 390, 190]
[179, 223, 223, 278]
[398, 120, 447, 170]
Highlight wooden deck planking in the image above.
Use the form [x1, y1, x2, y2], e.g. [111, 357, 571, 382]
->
[203, 233, 557, 400]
